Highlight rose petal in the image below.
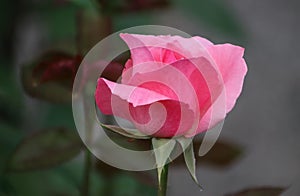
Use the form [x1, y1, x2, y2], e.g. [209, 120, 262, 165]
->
[171, 58, 223, 117]
[161, 45, 180, 63]
[123, 57, 225, 137]
[127, 57, 223, 116]
[185, 89, 227, 137]
[95, 78, 195, 137]
[185, 44, 247, 137]
[120, 33, 171, 48]
[120, 33, 212, 59]
[208, 44, 247, 112]
[96, 78, 172, 109]
[121, 59, 133, 84]
[115, 33, 247, 138]
[129, 100, 194, 137]
[119, 33, 154, 65]
[193, 36, 213, 48]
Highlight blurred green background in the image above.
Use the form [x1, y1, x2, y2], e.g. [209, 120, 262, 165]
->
[1, 0, 298, 195]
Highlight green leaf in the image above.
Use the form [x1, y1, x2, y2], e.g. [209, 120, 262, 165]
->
[101, 123, 151, 140]
[225, 187, 286, 196]
[8, 128, 83, 172]
[152, 138, 176, 186]
[177, 138, 203, 190]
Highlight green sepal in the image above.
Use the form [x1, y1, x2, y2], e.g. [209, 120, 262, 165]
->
[152, 138, 176, 187]
[177, 137, 203, 190]
[100, 123, 151, 140]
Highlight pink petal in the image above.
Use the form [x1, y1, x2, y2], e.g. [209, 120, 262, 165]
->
[117, 33, 247, 137]
[124, 57, 224, 136]
[120, 33, 172, 48]
[193, 36, 213, 48]
[96, 78, 171, 110]
[161, 46, 180, 63]
[208, 44, 248, 112]
[185, 44, 248, 137]
[148, 47, 163, 62]
[170, 58, 225, 137]
[127, 57, 223, 115]
[184, 89, 227, 137]
[119, 33, 154, 65]
[129, 100, 195, 137]
[95, 78, 195, 137]
[121, 59, 133, 84]
[121, 61, 166, 85]
[148, 47, 179, 64]
[120, 33, 212, 59]
[171, 58, 222, 116]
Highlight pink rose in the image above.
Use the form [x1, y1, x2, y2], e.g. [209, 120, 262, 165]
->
[95, 33, 247, 138]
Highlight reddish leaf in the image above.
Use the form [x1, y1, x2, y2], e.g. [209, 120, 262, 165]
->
[33, 51, 82, 86]
[22, 65, 71, 103]
[22, 51, 83, 103]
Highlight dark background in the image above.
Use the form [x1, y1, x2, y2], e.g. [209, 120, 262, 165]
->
[0, 0, 299, 195]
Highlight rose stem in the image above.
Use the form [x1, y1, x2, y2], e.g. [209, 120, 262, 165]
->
[158, 163, 169, 196]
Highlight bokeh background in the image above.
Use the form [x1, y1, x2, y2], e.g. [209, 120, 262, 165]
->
[1, 0, 299, 195]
